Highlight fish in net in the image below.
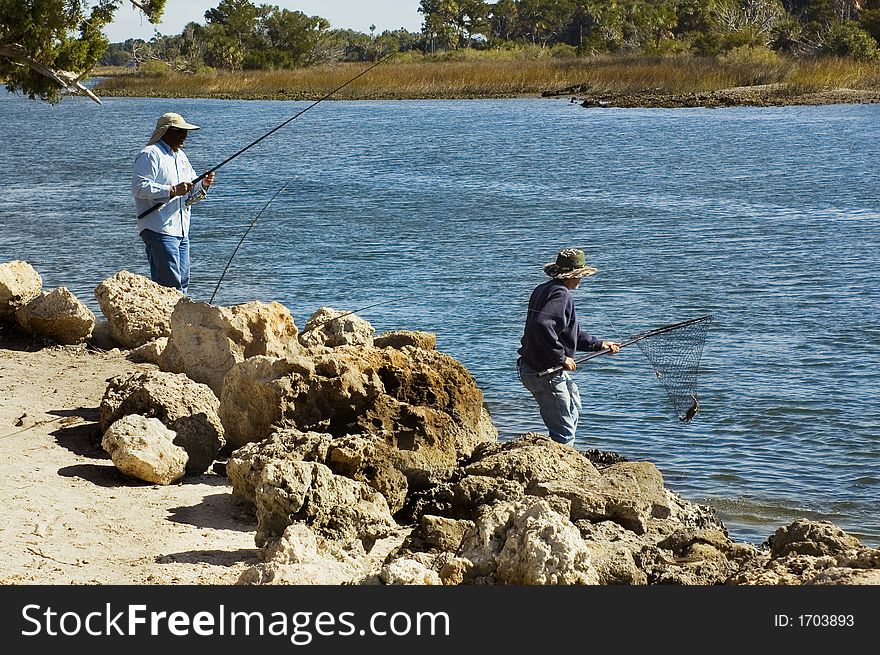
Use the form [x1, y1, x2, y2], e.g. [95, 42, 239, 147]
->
[631, 315, 714, 422]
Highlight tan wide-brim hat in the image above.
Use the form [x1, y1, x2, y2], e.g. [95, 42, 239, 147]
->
[147, 112, 201, 145]
[543, 248, 598, 279]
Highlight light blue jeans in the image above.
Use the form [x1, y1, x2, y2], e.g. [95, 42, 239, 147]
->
[140, 229, 190, 296]
[517, 358, 581, 447]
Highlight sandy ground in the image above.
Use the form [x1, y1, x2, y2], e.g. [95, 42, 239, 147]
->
[0, 333, 261, 585]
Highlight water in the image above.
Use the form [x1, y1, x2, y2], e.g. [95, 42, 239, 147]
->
[2, 94, 878, 548]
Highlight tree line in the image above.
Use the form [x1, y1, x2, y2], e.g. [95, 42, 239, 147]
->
[417, 0, 880, 59]
[101, 1, 423, 72]
[4, 0, 880, 104]
[105, 0, 880, 73]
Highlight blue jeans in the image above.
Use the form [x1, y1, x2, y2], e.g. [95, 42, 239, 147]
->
[517, 358, 581, 447]
[140, 229, 190, 295]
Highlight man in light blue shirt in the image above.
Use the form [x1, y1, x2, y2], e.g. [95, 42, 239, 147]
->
[132, 112, 216, 296]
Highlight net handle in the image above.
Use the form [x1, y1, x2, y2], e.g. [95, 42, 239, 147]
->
[535, 315, 713, 378]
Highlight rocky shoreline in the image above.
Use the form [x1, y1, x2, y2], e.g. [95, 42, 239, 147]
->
[547, 84, 880, 109]
[92, 82, 880, 107]
[2, 259, 879, 585]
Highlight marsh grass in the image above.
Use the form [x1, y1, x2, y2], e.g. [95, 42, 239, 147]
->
[94, 54, 880, 100]
[785, 57, 880, 91]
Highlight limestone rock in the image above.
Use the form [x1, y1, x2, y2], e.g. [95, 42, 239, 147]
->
[459, 497, 601, 584]
[227, 429, 332, 504]
[100, 369, 224, 475]
[374, 330, 436, 351]
[298, 307, 374, 349]
[15, 287, 95, 344]
[94, 271, 183, 348]
[0, 260, 42, 321]
[101, 414, 187, 485]
[533, 460, 671, 534]
[227, 428, 408, 514]
[161, 298, 300, 395]
[220, 344, 497, 487]
[379, 558, 442, 585]
[405, 515, 474, 553]
[128, 337, 168, 365]
[464, 434, 600, 485]
[807, 567, 880, 585]
[767, 519, 863, 558]
[254, 460, 397, 548]
[237, 523, 408, 585]
[326, 434, 410, 514]
[237, 523, 365, 585]
[219, 355, 314, 450]
[411, 435, 670, 536]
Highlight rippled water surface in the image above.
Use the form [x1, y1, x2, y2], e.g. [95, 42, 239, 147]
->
[2, 94, 878, 547]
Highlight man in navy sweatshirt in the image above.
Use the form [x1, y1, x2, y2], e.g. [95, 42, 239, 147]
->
[517, 248, 620, 446]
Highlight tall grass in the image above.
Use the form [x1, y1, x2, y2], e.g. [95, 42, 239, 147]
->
[94, 54, 880, 100]
[785, 57, 880, 91]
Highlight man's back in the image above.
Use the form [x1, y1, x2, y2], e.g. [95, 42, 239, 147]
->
[518, 279, 574, 371]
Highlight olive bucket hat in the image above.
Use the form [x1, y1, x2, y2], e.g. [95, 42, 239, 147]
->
[543, 248, 598, 279]
[147, 112, 201, 146]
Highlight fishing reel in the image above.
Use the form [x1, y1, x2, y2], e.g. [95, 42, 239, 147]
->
[185, 188, 207, 207]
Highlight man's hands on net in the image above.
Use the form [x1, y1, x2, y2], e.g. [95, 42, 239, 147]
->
[602, 341, 621, 353]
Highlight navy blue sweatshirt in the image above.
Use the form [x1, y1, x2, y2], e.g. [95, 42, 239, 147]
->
[518, 279, 602, 371]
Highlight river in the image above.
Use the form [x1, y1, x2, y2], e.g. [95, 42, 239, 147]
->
[2, 93, 878, 546]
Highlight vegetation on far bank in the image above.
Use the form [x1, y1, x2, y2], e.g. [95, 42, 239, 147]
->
[93, 51, 880, 101]
[6, 0, 880, 104]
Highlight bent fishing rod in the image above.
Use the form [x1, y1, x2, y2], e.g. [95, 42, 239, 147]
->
[138, 51, 397, 221]
[536, 315, 713, 378]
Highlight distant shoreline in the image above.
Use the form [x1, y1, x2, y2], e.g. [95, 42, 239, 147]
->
[91, 57, 880, 108]
[93, 83, 880, 108]
[563, 85, 880, 109]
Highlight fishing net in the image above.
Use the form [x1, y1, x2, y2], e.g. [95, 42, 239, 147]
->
[535, 314, 714, 422]
[630, 315, 714, 423]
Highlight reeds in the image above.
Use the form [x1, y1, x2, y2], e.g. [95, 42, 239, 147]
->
[785, 57, 880, 91]
[93, 54, 880, 100]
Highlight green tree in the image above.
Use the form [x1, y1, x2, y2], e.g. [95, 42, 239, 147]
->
[781, 0, 837, 24]
[1, 0, 165, 103]
[204, 0, 267, 46]
[859, 8, 880, 44]
[419, 0, 463, 50]
[629, 0, 680, 50]
[823, 19, 879, 58]
[516, 0, 565, 45]
[253, 9, 329, 68]
[570, 0, 625, 52]
[488, 0, 519, 41]
[375, 29, 422, 54]
[202, 22, 244, 69]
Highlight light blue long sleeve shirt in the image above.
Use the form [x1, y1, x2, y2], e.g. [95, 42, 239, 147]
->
[132, 140, 208, 238]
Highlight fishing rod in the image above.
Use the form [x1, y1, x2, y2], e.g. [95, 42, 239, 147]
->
[536, 315, 713, 378]
[137, 50, 397, 221]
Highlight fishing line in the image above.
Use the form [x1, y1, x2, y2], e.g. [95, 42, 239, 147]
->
[208, 180, 293, 304]
[138, 51, 397, 221]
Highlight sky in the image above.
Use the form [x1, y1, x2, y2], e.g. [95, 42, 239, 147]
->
[106, 0, 424, 42]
